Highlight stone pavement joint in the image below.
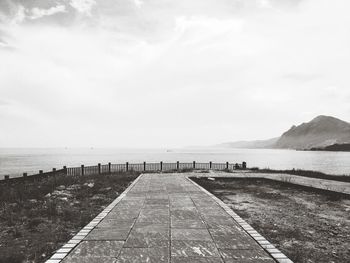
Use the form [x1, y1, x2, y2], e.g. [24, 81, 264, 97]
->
[47, 173, 293, 263]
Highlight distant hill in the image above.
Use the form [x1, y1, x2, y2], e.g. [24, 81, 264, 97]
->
[214, 115, 350, 151]
[274, 115, 350, 150]
[310, 143, 350, 152]
[216, 137, 278, 149]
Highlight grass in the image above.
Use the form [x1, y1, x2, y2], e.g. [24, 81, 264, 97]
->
[0, 171, 140, 263]
[249, 167, 350, 182]
[192, 177, 350, 263]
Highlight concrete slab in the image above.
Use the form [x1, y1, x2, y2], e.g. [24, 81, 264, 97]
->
[171, 240, 220, 257]
[171, 257, 223, 263]
[219, 248, 276, 262]
[171, 228, 213, 241]
[116, 247, 169, 262]
[53, 173, 284, 263]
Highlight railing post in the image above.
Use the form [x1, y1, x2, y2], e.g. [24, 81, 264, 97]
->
[52, 168, 57, 184]
[98, 163, 101, 174]
[4, 175, 9, 181]
[193, 161, 196, 169]
[23, 172, 27, 179]
[63, 166, 67, 175]
[144, 162, 146, 171]
[176, 161, 179, 170]
[160, 161, 163, 171]
[108, 162, 111, 174]
[209, 161, 212, 169]
[226, 162, 229, 170]
[126, 162, 129, 171]
[242, 162, 247, 169]
[81, 165, 84, 176]
[235, 163, 239, 169]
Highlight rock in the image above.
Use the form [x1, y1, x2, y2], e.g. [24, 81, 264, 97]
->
[56, 185, 66, 191]
[9, 203, 18, 208]
[29, 199, 38, 204]
[45, 193, 51, 198]
[52, 190, 72, 198]
[66, 184, 81, 191]
[91, 194, 105, 200]
[99, 187, 112, 193]
[84, 182, 95, 188]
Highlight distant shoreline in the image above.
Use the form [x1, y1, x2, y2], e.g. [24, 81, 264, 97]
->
[308, 143, 350, 152]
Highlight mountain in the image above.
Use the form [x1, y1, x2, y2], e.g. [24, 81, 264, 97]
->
[216, 137, 278, 149]
[274, 115, 350, 150]
[214, 115, 350, 151]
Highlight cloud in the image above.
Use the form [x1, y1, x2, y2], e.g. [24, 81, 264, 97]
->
[30, 5, 66, 20]
[69, 0, 96, 16]
[0, 0, 350, 147]
[10, 4, 26, 24]
[133, 0, 143, 8]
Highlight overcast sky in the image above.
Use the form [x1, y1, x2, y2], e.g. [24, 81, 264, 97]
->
[0, 0, 349, 148]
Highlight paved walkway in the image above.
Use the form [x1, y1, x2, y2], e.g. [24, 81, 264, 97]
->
[53, 174, 281, 263]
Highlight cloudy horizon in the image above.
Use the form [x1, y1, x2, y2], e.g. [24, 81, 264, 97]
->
[1, 0, 350, 148]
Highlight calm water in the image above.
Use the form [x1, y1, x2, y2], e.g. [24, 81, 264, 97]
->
[0, 148, 349, 178]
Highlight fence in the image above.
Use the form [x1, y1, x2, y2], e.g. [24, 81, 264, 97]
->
[1, 161, 247, 183]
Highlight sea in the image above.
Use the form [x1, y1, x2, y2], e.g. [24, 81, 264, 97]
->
[0, 148, 350, 178]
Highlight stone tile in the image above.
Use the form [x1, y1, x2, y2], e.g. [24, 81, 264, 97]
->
[96, 220, 134, 229]
[144, 199, 169, 205]
[209, 228, 248, 238]
[203, 216, 237, 228]
[140, 208, 169, 217]
[61, 241, 123, 263]
[172, 228, 212, 241]
[85, 228, 131, 241]
[124, 223, 169, 248]
[138, 214, 170, 224]
[67, 241, 123, 257]
[171, 219, 206, 229]
[198, 209, 229, 217]
[171, 240, 220, 257]
[211, 235, 261, 250]
[171, 257, 223, 263]
[62, 257, 116, 263]
[219, 249, 275, 262]
[104, 212, 139, 221]
[171, 210, 201, 220]
[116, 247, 169, 262]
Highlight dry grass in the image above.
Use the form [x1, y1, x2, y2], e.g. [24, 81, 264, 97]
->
[0, 171, 139, 263]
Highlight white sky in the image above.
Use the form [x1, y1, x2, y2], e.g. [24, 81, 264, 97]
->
[0, 0, 350, 148]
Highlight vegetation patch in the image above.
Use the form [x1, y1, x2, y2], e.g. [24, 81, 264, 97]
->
[249, 167, 350, 182]
[0, 171, 139, 263]
[192, 177, 350, 263]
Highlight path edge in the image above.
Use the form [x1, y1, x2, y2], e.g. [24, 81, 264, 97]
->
[186, 176, 294, 263]
[45, 173, 144, 263]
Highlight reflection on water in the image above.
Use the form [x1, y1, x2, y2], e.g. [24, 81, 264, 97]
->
[0, 148, 349, 177]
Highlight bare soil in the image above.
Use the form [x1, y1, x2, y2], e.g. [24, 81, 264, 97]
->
[192, 177, 350, 263]
[0, 172, 139, 263]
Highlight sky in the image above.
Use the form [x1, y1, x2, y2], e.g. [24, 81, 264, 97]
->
[0, 0, 350, 148]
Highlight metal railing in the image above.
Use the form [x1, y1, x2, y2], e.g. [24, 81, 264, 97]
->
[1, 161, 247, 183]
